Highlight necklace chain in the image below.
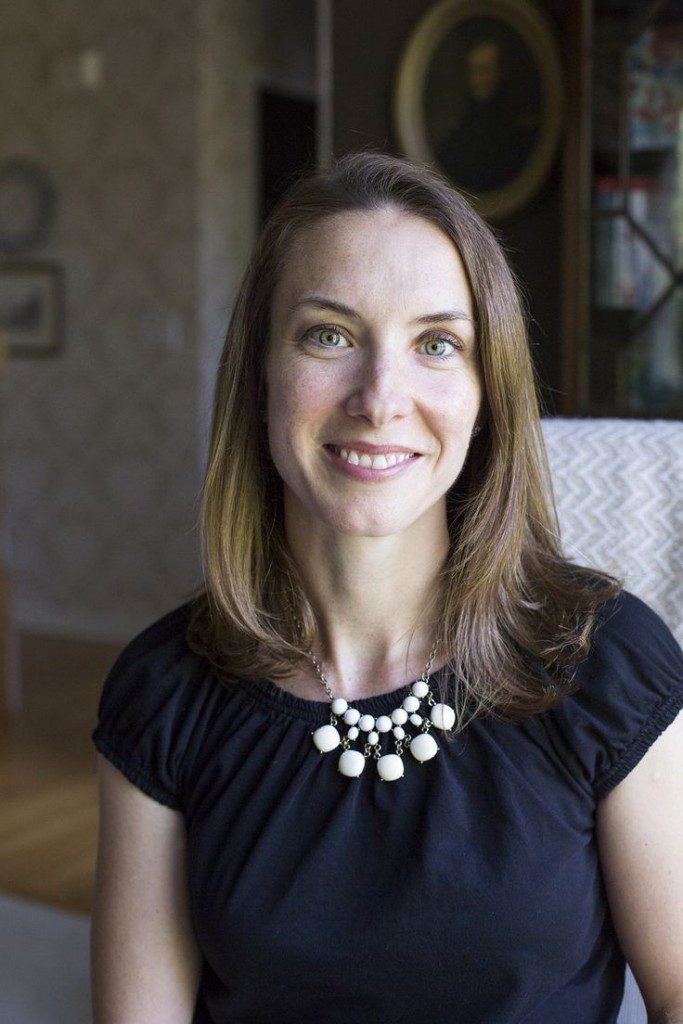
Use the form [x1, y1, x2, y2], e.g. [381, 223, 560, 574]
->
[302, 631, 441, 703]
[295, 615, 453, 781]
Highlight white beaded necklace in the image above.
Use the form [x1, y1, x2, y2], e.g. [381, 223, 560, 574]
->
[299, 625, 457, 781]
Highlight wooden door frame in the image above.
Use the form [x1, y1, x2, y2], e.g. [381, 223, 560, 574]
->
[560, 0, 592, 415]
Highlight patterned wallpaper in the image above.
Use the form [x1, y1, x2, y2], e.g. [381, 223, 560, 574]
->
[1, 0, 267, 643]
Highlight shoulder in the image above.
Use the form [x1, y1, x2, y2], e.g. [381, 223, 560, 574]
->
[594, 587, 673, 632]
[98, 597, 213, 732]
[587, 588, 683, 672]
[91, 598, 213, 811]
[547, 588, 683, 800]
[112, 599, 198, 675]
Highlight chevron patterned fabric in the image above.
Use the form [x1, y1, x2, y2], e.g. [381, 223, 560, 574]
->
[540, 417, 683, 646]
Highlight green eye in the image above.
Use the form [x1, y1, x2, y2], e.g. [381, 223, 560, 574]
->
[302, 324, 462, 360]
[422, 333, 462, 360]
[316, 328, 347, 348]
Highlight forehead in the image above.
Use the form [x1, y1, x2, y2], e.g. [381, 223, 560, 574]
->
[272, 208, 473, 322]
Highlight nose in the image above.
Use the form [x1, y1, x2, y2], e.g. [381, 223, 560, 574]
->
[344, 351, 414, 424]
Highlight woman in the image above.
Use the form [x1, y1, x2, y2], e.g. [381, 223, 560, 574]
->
[90, 151, 683, 1023]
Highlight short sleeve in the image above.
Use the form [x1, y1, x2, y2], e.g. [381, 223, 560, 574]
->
[91, 603, 204, 811]
[546, 589, 683, 801]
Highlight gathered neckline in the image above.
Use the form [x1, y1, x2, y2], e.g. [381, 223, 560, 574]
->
[233, 664, 453, 725]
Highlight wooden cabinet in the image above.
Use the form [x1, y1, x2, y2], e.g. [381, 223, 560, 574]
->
[563, 0, 683, 417]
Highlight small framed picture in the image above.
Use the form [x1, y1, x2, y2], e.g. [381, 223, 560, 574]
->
[0, 261, 64, 357]
[393, 0, 564, 221]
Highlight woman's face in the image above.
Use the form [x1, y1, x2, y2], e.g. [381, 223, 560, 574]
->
[265, 206, 483, 538]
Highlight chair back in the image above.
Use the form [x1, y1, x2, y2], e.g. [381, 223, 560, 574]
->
[541, 417, 683, 644]
[541, 416, 683, 1024]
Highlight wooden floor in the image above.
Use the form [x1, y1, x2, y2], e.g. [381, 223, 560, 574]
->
[0, 631, 122, 916]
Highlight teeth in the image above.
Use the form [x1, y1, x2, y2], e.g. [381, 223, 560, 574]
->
[334, 446, 415, 469]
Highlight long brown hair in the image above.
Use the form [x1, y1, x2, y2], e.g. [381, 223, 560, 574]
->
[183, 149, 623, 735]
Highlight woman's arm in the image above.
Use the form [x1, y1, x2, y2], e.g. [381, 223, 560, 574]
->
[595, 710, 683, 1023]
[91, 754, 203, 1023]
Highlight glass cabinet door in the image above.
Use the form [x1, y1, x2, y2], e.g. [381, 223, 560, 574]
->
[588, 0, 683, 417]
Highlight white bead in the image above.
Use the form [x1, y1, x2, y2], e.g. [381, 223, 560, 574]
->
[377, 753, 404, 781]
[412, 680, 429, 698]
[358, 714, 375, 732]
[312, 724, 341, 752]
[368, 730, 379, 744]
[410, 732, 439, 762]
[391, 707, 408, 725]
[347, 725, 359, 740]
[403, 695, 420, 712]
[393, 725, 405, 740]
[344, 707, 360, 725]
[430, 702, 456, 730]
[331, 697, 348, 716]
[375, 715, 392, 733]
[409, 713, 423, 726]
[338, 749, 365, 777]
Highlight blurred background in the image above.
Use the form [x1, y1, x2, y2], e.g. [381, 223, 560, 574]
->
[0, 0, 680, 1019]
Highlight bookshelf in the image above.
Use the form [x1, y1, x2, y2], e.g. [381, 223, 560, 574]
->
[564, 0, 683, 417]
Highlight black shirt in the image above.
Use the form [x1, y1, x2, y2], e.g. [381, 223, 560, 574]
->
[91, 589, 683, 1023]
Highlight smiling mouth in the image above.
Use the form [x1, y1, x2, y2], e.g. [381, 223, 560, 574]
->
[323, 443, 421, 469]
[326, 443, 419, 455]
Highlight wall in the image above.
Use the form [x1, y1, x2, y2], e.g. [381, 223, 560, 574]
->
[197, 0, 316, 444]
[2, 0, 202, 643]
[2, 0, 314, 645]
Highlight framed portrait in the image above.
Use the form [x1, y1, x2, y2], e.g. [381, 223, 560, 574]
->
[0, 261, 64, 358]
[392, 0, 564, 221]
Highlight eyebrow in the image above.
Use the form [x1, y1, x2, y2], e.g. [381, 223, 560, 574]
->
[288, 295, 476, 327]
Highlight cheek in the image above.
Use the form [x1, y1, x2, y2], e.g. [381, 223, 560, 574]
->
[270, 363, 337, 423]
[452, 365, 483, 415]
[426, 380, 481, 450]
[267, 376, 332, 464]
[433, 372, 481, 417]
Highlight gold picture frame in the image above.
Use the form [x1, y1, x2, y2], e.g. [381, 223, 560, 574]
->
[392, 0, 564, 221]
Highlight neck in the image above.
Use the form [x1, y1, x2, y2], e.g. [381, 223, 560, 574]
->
[284, 495, 450, 702]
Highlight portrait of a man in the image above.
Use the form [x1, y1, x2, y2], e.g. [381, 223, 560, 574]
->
[427, 21, 541, 193]
[392, 0, 563, 220]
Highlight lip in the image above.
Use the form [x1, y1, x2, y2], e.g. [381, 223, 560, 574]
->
[326, 441, 420, 455]
[323, 444, 423, 481]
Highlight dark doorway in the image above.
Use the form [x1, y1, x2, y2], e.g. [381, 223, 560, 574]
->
[258, 88, 317, 227]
